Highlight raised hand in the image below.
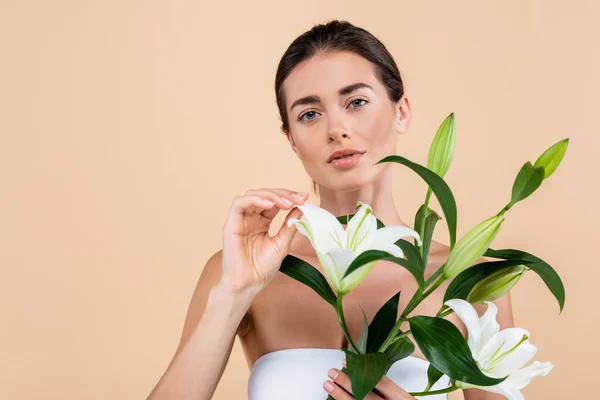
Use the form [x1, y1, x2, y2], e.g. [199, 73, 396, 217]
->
[221, 188, 308, 294]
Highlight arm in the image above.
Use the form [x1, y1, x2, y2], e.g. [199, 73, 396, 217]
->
[146, 188, 306, 399]
[146, 250, 255, 400]
[463, 290, 515, 400]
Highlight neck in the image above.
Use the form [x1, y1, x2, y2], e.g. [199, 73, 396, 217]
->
[317, 167, 411, 229]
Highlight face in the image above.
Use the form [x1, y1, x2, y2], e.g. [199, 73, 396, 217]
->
[283, 51, 411, 192]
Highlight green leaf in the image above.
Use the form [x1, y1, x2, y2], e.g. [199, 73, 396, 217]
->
[427, 112, 456, 178]
[425, 364, 444, 392]
[343, 351, 388, 400]
[337, 214, 385, 229]
[414, 203, 428, 242]
[279, 255, 336, 307]
[443, 259, 535, 303]
[367, 291, 400, 353]
[409, 316, 506, 386]
[376, 155, 457, 248]
[395, 239, 424, 276]
[384, 336, 415, 366]
[533, 138, 569, 179]
[510, 161, 545, 206]
[484, 248, 566, 313]
[357, 307, 369, 354]
[343, 250, 424, 289]
[413, 204, 442, 268]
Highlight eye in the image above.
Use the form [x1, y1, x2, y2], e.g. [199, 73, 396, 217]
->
[298, 110, 320, 122]
[349, 98, 368, 108]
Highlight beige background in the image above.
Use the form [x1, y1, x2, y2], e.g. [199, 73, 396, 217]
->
[1, 1, 597, 399]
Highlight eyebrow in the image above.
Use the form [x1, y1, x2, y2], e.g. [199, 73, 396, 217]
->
[289, 82, 373, 112]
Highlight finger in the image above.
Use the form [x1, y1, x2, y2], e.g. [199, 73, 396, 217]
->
[250, 189, 307, 220]
[337, 363, 415, 400]
[225, 194, 279, 228]
[323, 379, 355, 400]
[372, 375, 415, 398]
[247, 188, 308, 207]
[243, 189, 299, 211]
[327, 369, 383, 400]
[271, 207, 302, 256]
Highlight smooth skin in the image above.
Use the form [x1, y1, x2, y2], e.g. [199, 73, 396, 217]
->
[147, 51, 514, 400]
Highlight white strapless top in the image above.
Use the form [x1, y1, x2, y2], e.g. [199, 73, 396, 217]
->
[248, 348, 450, 400]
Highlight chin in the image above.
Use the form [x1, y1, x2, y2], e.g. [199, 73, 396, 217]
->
[318, 160, 390, 192]
[320, 172, 376, 192]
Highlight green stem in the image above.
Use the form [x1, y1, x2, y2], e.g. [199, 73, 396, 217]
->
[400, 290, 423, 319]
[337, 294, 360, 353]
[401, 275, 447, 319]
[422, 275, 446, 298]
[435, 304, 448, 317]
[409, 385, 459, 397]
[498, 202, 512, 215]
[377, 318, 409, 353]
[424, 264, 444, 288]
[436, 308, 454, 318]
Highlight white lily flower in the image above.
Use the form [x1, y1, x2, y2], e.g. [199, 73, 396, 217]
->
[444, 299, 553, 400]
[287, 201, 421, 294]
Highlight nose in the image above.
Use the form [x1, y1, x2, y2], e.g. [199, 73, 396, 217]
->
[327, 107, 352, 143]
[327, 111, 352, 143]
[328, 129, 351, 143]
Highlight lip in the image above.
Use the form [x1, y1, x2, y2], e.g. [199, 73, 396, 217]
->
[330, 152, 364, 169]
[327, 147, 367, 163]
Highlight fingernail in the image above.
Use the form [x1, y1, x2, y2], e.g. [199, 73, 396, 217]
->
[263, 199, 275, 206]
[328, 368, 339, 379]
[323, 381, 334, 393]
[292, 192, 308, 199]
[281, 198, 293, 206]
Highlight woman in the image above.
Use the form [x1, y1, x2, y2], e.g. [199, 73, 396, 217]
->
[147, 20, 514, 400]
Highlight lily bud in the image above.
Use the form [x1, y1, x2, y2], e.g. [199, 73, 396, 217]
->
[467, 265, 527, 303]
[533, 138, 569, 179]
[443, 215, 504, 278]
[427, 112, 456, 178]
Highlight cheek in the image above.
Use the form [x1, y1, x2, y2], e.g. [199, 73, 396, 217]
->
[364, 109, 397, 152]
[295, 142, 324, 173]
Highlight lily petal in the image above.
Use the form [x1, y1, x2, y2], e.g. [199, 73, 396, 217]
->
[369, 226, 423, 253]
[345, 202, 377, 252]
[342, 260, 377, 293]
[367, 242, 405, 258]
[287, 218, 319, 249]
[323, 248, 356, 289]
[500, 361, 553, 390]
[455, 380, 514, 399]
[444, 299, 482, 355]
[487, 341, 538, 379]
[326, 247, 375, 293]
[478, 301, 500, 356]
[448, 300, 552, 400]
[478, 328, 535, 376]
[295, 203, 347, 251]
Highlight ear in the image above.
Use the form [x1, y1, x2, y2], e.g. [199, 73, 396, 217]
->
[394, 94, 412, 135]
